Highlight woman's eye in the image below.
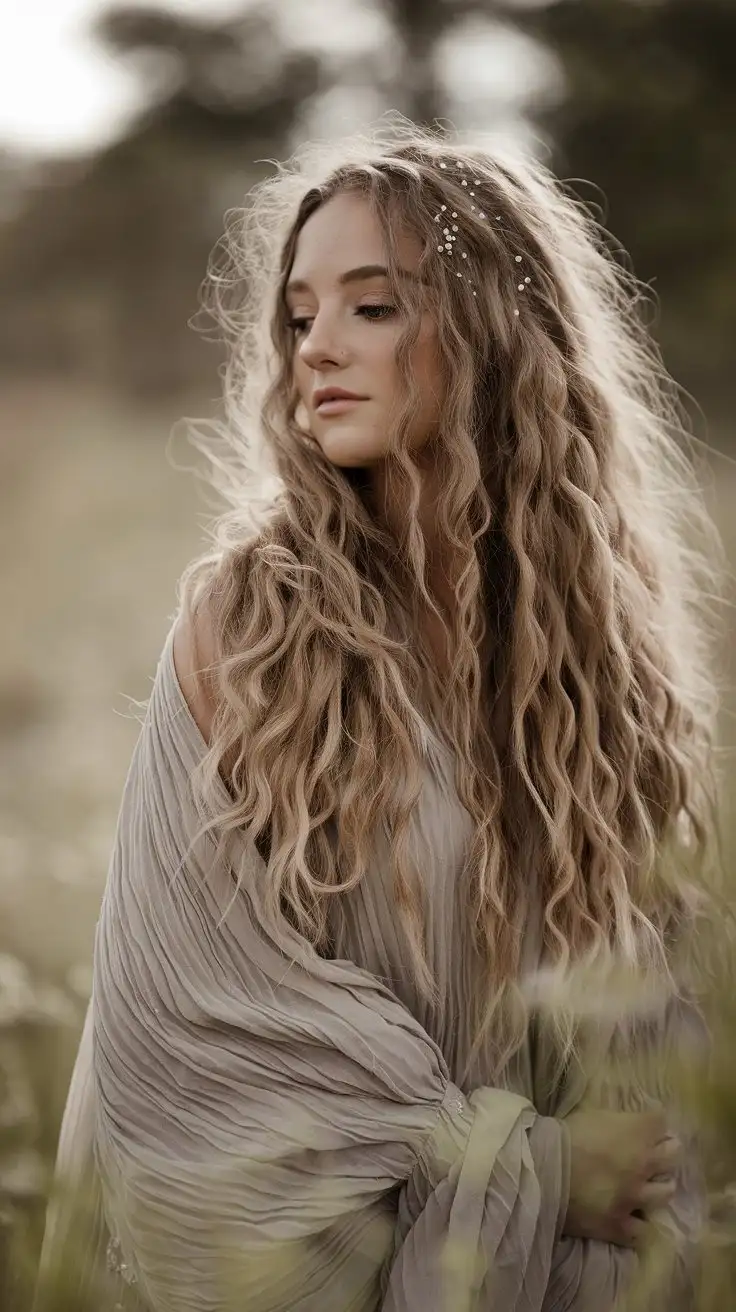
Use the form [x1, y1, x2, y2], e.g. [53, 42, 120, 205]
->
[287, 304, 396, 335]
[357, 304, 396, 321]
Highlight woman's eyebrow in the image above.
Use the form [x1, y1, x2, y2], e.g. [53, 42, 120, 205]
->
[285, 264, 417, 298]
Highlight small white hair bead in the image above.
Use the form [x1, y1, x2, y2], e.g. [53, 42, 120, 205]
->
[432, 162, 528, 323]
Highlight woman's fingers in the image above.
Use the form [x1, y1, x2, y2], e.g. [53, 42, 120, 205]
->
[638, 1110, 669, 1145]
[563, 1109, 682, 1248]
[613, 1211, 649, 1249]
[636, 1178, 677, 1210]
[649, 1133, 682, 1176]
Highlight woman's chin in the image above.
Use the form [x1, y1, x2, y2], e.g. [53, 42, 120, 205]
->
[313, 423, 385, 467]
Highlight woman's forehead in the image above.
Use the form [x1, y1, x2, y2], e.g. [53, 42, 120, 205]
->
[290, 192, 422, 286]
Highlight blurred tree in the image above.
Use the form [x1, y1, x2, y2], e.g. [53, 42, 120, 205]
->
[0, 5, 327, 397]
[0, 0, 512, 399]
[374, 0, 505, 124]
[500, 0, 736, 417]
[0, 0, 732, 417]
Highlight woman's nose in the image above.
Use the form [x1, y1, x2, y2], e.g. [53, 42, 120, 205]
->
[298, 314, 346, 370]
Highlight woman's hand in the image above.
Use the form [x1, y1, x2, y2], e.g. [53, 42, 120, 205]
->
[561, 1108, 682, 1247]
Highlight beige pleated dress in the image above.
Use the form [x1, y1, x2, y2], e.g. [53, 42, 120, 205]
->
[34, 618, 705, 1312]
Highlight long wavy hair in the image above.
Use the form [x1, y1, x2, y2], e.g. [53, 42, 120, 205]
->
[175, 117, 727, 1079]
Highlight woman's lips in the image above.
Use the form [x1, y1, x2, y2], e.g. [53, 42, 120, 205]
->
[315, 398, 364, 416]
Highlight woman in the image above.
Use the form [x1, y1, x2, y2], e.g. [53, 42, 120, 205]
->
[36, 121, 724, 1311]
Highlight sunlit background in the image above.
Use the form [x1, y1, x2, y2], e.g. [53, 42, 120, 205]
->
[0, 0, 734, 1298]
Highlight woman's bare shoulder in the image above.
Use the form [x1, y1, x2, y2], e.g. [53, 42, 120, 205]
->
[172, 599, 218, 746]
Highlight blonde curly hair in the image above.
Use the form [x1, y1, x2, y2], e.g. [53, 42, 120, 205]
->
[176, 117, 726, 1080]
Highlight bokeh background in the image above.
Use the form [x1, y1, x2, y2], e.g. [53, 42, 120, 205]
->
[1, 0, 734, 1300]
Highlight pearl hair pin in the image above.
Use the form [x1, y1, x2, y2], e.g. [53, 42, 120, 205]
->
[434, 159, 531, 315]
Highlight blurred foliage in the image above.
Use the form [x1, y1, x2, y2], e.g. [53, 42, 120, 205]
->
[11, 921, 736, 1311]
[0, 4, 327, 398]
[0, 960, 83, 1309]
[501, 0, 736, 421]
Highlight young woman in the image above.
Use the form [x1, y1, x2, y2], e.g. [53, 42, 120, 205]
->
[37, 121, 724, 1312]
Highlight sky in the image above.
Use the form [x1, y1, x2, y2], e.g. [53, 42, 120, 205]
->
[0, 0, 246, 155]
[0, 0, 555, 158]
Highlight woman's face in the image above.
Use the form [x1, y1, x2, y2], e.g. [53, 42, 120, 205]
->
[286, 191, 443, 468]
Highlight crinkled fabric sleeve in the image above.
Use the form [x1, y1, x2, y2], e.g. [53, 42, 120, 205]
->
[88, 627, 575, 1312]
[382, 1084, 571, 1311]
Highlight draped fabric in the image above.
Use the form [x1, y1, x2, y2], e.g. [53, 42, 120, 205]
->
[35, 619, 706, 1312]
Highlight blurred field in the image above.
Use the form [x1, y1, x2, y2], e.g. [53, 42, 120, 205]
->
[0, 378, 734, 1122]
[0, 381, 206, 988]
